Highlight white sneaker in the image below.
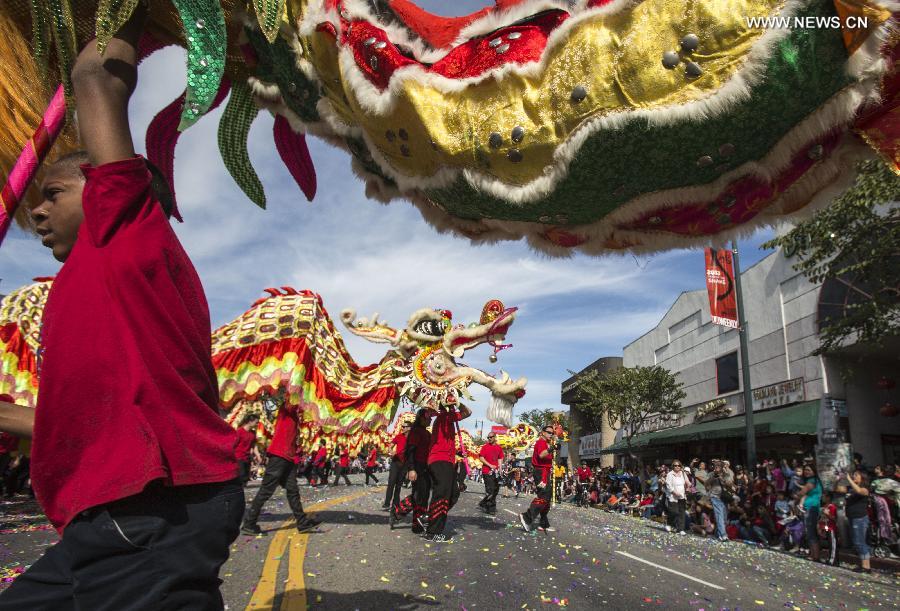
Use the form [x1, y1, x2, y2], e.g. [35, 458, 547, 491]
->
[665, 525, 673, 533]
[678, 530, 687, 535]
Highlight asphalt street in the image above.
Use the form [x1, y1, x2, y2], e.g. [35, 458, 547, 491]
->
[1, 476, 898, 610]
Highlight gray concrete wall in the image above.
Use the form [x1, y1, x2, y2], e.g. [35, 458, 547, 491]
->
[623, 250, 825, 425]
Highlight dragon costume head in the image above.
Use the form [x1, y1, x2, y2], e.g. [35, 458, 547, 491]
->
[341, 299, 526, 423]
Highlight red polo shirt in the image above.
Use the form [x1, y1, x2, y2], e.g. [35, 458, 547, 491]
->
[479, 443, 504, 474]
[234, 428, 256, 462]
[32, 157, 237, 531]
[392, 433, 407, 462]
[427, 409, 462, 464]
[577, 466, 591, 482]
[532, 438, 552, 484]
[268, 406, 300, 461]
[366, 448, 377, 468]
[0, 433, 19, 455]
[339, 450, 349, 468]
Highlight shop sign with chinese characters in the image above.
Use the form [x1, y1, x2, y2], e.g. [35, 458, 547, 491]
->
[751, 377, 805, 411]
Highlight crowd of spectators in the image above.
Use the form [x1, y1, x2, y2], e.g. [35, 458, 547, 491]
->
[521, 455, 900, 573]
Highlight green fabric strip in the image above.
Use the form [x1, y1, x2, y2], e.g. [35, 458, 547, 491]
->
[218, 81, 266, 208]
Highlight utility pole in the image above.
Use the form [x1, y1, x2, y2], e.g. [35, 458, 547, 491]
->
[732, 241, 756, 468]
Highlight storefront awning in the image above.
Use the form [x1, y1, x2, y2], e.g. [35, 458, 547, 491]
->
[600, 400, 820, 454]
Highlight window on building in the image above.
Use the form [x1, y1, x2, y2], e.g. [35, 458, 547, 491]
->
[716, 352, 740, 394]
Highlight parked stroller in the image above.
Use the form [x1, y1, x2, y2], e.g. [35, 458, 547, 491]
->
[868, 494, 900, 559]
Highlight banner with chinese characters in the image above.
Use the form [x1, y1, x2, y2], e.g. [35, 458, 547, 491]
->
[705, 248, 739, 329]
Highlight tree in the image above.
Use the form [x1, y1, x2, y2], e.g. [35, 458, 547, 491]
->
[571, 365, 686, 457]
[518, 408, 569, 433]
[763, 159, 900, 354]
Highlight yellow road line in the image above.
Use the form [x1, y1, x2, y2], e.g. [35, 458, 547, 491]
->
[245, 488, 375, 611]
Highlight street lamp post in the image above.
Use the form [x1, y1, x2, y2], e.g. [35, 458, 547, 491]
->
[732, 241, 756, 468]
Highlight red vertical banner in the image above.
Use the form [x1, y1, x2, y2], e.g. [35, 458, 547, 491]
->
[705, 248, 739, 329]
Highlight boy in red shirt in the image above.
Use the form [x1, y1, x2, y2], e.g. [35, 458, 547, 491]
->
[383, 422, 410, 509]
[235, 415, 261, 485]
[521, 426, 556, 532]
[0, 8, 242, 608]
[243, 406, 321, 535]
[391, 410, 432, 534]
[422, 404, 471, 542]
[312, 439, 329, 487]
[477, 432, 505, 515]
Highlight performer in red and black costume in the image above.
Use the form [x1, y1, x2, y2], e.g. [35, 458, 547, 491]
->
[332, 445, 352, 486]
[477, 432, 504, 515]
[242, 405, 321, 535]
[312, 439, 329, 488]
[234, 413, 261, 485]
[422, 404, 471, 542]
[520, 425, 556, 532]
[390, 409, 431, 534]
[382, 421, 410, 510]
[364, 445, 380, 485]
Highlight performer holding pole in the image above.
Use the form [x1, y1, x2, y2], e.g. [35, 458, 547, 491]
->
[520, 425, 556, 533]
[477, 432, 504, 515]
[390, 409, 431, 534]
[382, 422, 409, 509]
[243, 405, 321, 535]
[422, 404, 471, 542]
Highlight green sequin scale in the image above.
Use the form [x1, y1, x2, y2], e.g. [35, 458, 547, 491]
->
[172, 0, 227, 131]
[253, 0, 285, 44]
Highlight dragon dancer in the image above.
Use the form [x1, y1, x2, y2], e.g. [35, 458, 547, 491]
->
[421, 404, 471, 543]
[477, 432, 504, 515]
[520, 425, 557, 533]
[390, 409, 431, 535]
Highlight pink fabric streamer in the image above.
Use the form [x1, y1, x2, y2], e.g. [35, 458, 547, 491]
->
[273, 114, 317, 202]
[145, 78, 231, 221]
[0, 86, 67, 247]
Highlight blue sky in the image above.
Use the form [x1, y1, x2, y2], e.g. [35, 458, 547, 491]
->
[0, 1, 780, 429]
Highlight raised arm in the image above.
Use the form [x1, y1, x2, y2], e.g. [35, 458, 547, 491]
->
[0, 401, 34, 438]
[71, 4, 147, 166]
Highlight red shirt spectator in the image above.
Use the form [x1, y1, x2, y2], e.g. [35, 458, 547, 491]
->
[268, 406, 300, 461]
[406, 426, 431, 463]
[367, 448, 378, 468]
[479, 443, 504, 475]
[32, 158, 237, 531]
[392, 433, 407, 462]
[577, 466, 591, 482]
[233, 428, 256, 462]
[426, 408, 462, 464]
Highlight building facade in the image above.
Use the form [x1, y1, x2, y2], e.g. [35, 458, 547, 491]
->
[603, 248, 900, 468]
[561, 357, 622, 467]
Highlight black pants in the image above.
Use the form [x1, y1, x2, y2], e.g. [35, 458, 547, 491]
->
[332, 466, 351, 486]
[0, 479, 243, 611]
[479, 472, 499, 512]
[4, 456, 29, 497]
[0, 454, 11, 495]
[525, 468, 552, 528]
[384, 459, 404, 507]
[244, 455, 308, 527]
[426, 461, 456, 535]
[667, 498, 686, 531]
[238, 460, 251, 485]
[365, 466, 379, 485]
[394, 462, 430, 532]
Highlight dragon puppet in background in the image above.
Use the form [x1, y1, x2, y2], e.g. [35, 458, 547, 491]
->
[3, 1, 899, 254]
[1, 280, 526, 456]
